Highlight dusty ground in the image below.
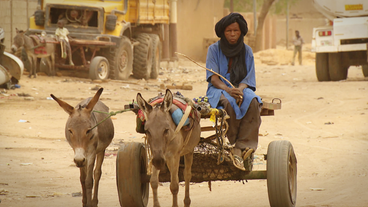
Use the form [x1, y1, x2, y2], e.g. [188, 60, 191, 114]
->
[0, 52, 368, 207]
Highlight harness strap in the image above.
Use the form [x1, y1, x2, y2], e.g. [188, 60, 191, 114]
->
[174, 104, 192, 134]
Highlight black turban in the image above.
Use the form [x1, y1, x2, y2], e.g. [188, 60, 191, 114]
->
[214, 13, 248, 88]
[215, 13, 248, 38]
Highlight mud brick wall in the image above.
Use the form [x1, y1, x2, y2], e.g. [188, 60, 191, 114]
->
[0, 0, 38, 51]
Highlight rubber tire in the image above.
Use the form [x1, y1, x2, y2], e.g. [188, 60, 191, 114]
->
[116, 142, 149, 207]
[315, 53, 330, 81]
[362, 65, 368, 77]
[267, 140, 297, 207]
[89, 56, 109, 80]
[34, 10, 45, 26]
[328, 52, 348, 81]
[108, 36, 133, 80]
[148, 34, 161, 79]
[106, 14, 117, 31]
[133, 33, 152, 80]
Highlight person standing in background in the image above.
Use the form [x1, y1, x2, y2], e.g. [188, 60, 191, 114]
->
[292, 30, 304, 66]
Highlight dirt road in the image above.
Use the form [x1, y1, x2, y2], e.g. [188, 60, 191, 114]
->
[0, 58, 367, 207]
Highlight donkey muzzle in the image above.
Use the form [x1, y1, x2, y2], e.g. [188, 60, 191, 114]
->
[152, 154, 165, 170]
[11, 45, 18, 54]
[74, 148, 86, 167]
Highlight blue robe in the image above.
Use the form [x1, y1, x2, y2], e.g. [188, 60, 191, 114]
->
[206, 41, 262, 120]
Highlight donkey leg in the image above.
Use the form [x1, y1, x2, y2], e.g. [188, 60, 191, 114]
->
[85, 156, 95, 207]
[167, 157, 180, 207]
[150, 166, 161, 207]
[183, 152, 194, 207]
[34, 57, 38, 78]
[91, 150, 105, 207]
[79, 167, 87, 207]
[27, 56, 33, 78]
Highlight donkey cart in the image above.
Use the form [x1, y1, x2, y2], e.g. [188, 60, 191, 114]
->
[115, 98, 297, 207]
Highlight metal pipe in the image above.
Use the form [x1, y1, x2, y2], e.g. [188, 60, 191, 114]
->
[111, 0, 128, 15]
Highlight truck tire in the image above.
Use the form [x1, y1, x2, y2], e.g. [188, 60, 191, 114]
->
[362, 65, 368, 77]
[34, 10, 45, 26]
[267, 140, 297, 207]
[315, 53, 330, 81]
[148, 34, 161, 79]
[106, 14, 117, 31]
[108, 36, 133, 80]
[328, 52, 348, 81]
[133, 33, 152, 80]
[116, 142, 149, 207]
[89, 56, 109, 80]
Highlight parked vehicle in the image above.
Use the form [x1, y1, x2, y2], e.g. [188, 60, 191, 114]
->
[28, 0, 171, 80]
[311, 0, 368, 81]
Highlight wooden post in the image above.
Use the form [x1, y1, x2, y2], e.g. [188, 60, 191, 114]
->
[286, 0, 289, 50]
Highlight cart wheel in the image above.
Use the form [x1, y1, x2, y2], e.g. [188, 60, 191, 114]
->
[116, 142, 149, 207]
[267, 140, 297, 207]
[89, 56, 109, 80]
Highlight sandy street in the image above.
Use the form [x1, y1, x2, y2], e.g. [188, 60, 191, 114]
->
[0, 55, 367, 207]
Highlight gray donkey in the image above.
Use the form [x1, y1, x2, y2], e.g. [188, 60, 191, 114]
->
[12, 28, 55, 77]
[51, 88, 114, 207]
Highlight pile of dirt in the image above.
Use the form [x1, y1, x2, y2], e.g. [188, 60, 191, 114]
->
[254, 48, 315, 66]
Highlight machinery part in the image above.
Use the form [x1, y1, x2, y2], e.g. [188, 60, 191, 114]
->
[328, 52, 348, 81]
[315, 53, 330, 81]
[267, 140, 297, 207]
[133, 33, 152, 80]
[39, 57, 54, 76]
[34, 10, 45, 26]
[89, 56, 109, 80]
[362, 65, 368, 77]
[106, 14, 117, 31]
[148, 34, 161, 79]
[116, 142, 149, 207]
[110, 36, 133, 80]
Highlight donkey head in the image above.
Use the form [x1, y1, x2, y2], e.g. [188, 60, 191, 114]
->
[51, 88, 103, 167]
[11, 28, 25, 53]
[137, 89, 174, 170]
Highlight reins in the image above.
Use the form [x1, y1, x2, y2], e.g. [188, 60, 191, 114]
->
[91, 109, 131, 130]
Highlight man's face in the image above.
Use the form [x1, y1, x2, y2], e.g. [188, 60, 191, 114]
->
[224, 22, 241, 45]
[295, 31, 299, 37]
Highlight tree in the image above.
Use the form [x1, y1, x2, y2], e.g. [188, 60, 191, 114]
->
[224, 0, 299, 52]
[254, 0, 275, 52]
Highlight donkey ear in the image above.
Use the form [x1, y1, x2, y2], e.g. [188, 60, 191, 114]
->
[137, 93, 152, 114]
[85, 88, 103, 113]
[161, 89, 173, 112]
[50, 94, 74, 115]
[16, 28, 19, 33]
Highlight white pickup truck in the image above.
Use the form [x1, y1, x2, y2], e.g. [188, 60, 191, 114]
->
[311, 0, 368, 81]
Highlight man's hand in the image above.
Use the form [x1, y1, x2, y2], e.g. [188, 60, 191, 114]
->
[225, 87, 243, 106]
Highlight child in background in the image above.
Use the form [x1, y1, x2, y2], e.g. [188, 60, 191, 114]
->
[55, 20, 74, 65]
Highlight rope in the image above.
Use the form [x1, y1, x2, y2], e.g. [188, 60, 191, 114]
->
[91, 109, 131, 130]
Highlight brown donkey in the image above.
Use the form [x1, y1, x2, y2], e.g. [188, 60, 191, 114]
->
[137, 89, 201, 207]
[51, 88, 114, 207]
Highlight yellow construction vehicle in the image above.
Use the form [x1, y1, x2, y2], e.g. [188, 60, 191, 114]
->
[28, 0, 174, 80]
